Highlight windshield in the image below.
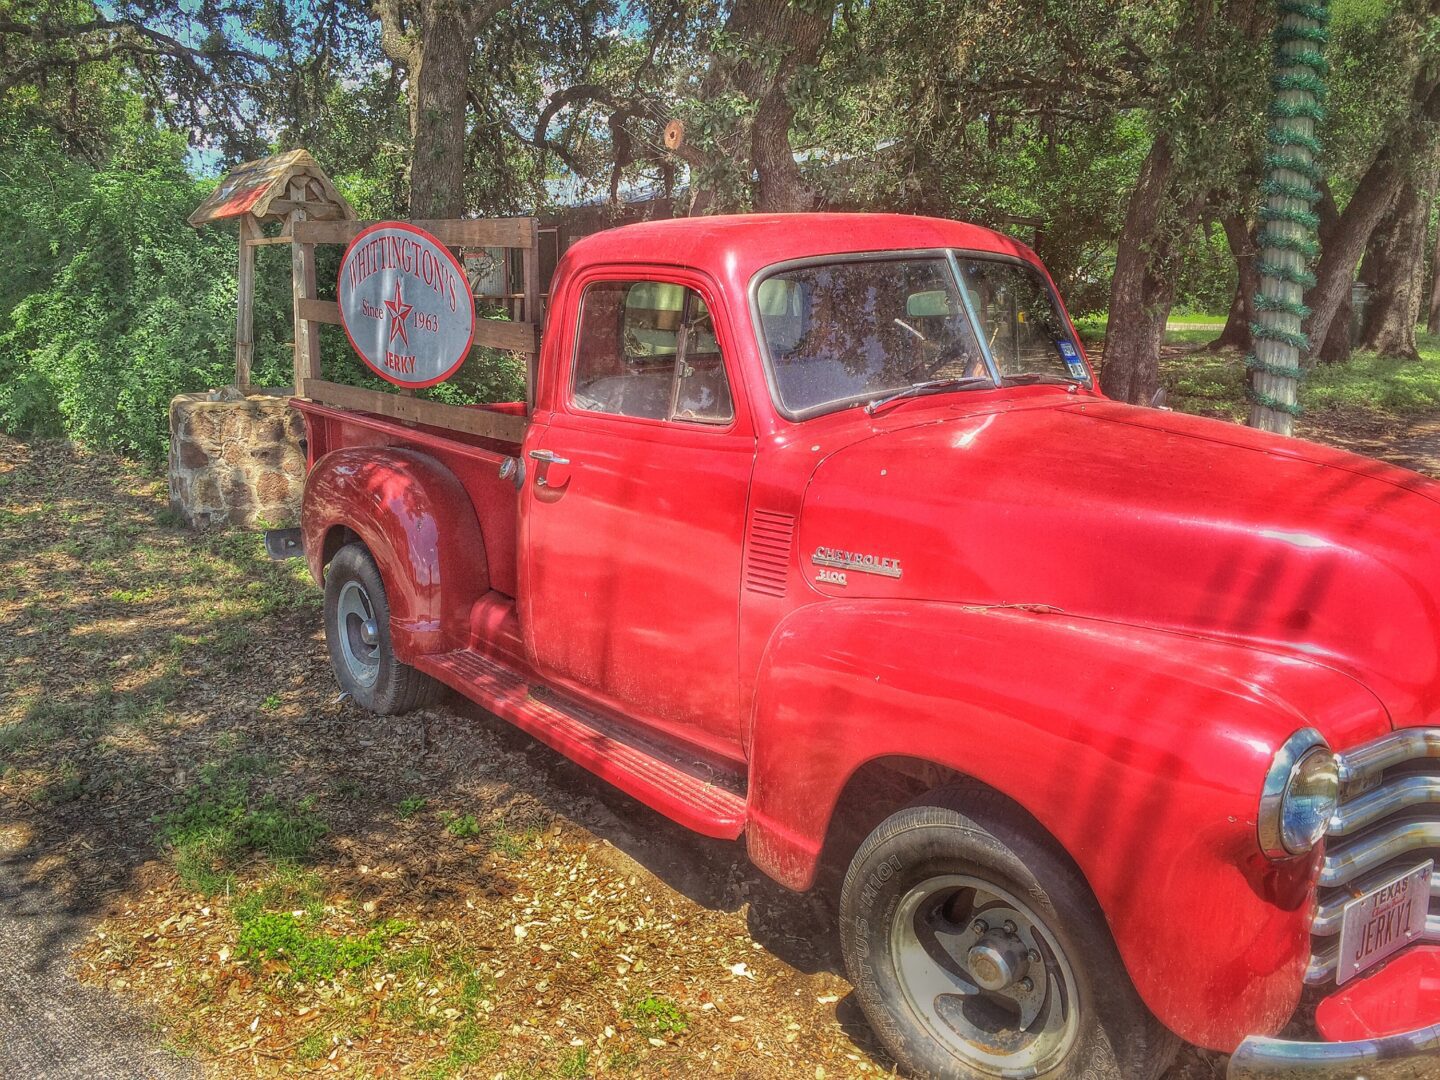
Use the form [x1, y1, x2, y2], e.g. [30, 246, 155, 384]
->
[755, 252, 1087, 418]
[955, 258, 1085, 382]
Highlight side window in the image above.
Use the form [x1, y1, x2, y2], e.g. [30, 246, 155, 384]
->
[572, 280, 734, 424]
[570, 280, 737, 426]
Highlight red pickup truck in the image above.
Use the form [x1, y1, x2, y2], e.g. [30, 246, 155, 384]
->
[287, 213, 1440, 1080]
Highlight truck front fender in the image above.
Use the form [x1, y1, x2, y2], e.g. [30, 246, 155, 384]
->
[744, 599, 1389, 1051]
[302, 446, 487, 659]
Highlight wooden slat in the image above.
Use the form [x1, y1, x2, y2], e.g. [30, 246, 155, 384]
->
[245, 234, 299, 247]
[474, 319, 539, 354]
[235, 216, 260, 392]
[521, 218, 541, 412]
[302, 380, 527, 444]
[295, 217, 536, 248]
[264, 198, 347, 221]
[297, 298, 342, 325]
[289, 194, 321, 389]
[297, 298, 533, 349]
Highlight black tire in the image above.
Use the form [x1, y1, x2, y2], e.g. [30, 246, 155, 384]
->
[839, 785, 1179, 1080]
[323, 543, 445, 715]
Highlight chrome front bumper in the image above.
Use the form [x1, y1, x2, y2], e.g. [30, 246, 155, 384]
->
[1229, 728, 1440, 1079]
[1228, 1024, 1440, 1079]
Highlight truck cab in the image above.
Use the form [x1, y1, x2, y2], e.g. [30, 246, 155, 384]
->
[292, 213, 1440, 1080]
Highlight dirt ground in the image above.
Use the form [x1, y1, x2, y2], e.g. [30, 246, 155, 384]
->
[1, 374, 1433, 1078]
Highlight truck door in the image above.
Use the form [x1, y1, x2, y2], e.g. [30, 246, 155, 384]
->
[520, 272, 756, 760]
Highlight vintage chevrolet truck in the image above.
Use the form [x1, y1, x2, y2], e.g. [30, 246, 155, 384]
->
[283, 213, 1440, 1079]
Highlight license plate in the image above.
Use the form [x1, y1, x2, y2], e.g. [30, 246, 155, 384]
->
[1335, 860, 1433, 985]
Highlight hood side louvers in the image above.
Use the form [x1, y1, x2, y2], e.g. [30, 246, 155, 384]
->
[744, 509, 796, 597]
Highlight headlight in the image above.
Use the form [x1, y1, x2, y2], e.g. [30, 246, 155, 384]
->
[1258, 728, 1340, 858]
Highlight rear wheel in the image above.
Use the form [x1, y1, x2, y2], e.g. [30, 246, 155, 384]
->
[323, 543, 444, 714]
[839, 786, 1178, 1079]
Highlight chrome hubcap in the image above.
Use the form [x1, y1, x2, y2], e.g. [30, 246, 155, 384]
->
[891, 874, 1079, 1076]
[336, 580, 380, 688]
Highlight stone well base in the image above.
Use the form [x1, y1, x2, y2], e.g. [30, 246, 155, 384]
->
[168, 389, 306, 528]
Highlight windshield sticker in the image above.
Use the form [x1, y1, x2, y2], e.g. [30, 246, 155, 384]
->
[1057, 340, 1087, 379]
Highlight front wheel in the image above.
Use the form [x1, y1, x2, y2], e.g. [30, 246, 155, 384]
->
[839, 786, 1178, 1079]
[323, 543, 444, 714]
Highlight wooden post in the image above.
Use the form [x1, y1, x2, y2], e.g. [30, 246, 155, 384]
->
[235, 216, 260, 393]
[521, 217, 541, 414]
[289, 200, 321, 392]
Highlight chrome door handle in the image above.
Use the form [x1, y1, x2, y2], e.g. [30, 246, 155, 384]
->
[528, 449, 570, 466]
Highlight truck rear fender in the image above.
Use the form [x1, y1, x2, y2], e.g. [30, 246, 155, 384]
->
[302, 447, 488, 660]
[744, 598, 1389, 1051]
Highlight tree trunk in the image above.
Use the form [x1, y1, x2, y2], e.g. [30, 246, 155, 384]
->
[1428, 215, 1440, 333]
[406, 6, 475, 219]
[376, 0, 506, 220]
[1210, 213, 1258, 351]
[1305, 72, 1440, 358]
[1101, 136, 1180, 405]
[1358, 157, 1438, 359]
[1312, 182, 1353, 363]
[689, 0, 835, 213]
[1422, 211, 1434, 329]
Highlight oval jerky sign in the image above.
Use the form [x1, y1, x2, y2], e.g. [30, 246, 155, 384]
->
[337, 222, 474, 388]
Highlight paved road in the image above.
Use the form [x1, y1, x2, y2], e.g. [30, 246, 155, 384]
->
[0, 838, 194, 1080]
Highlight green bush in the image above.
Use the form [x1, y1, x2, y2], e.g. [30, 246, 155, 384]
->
[0, 114, 524, 462]
[0, 117, 299, 460]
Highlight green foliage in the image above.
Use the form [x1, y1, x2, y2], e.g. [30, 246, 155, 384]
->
[161, 761, 328, 894]
[557, 1047, 591, 1078]
[0, 115, 296, 460]
[1305, 334, 1440, 413]
[235, 911, 404, 981]
[414, 1018, 500, 1080]
[441, 811, 481, 838]
[624, 993, 689, 1039]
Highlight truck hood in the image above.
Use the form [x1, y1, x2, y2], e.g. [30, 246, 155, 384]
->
[798, 395, 1440, 730]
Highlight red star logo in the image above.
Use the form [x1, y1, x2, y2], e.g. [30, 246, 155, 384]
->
[383, 280, 413, 346]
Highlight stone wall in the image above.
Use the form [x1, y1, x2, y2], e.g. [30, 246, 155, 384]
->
[168, 389, 306, 528]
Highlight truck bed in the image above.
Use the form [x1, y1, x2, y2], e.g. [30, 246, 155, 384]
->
[293, 398, 524, 597]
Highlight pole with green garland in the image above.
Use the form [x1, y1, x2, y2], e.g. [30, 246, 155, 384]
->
[1248, 0, 1329, 435]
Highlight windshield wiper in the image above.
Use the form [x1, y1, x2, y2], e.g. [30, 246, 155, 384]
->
[1000, 372, 1084, 388]
[866, 376, 994, 416]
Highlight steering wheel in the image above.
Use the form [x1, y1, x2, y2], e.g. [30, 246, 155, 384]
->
[910, 340, 985, 382]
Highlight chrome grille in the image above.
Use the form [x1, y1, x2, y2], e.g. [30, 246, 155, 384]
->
[1306, 728, 1440, 985]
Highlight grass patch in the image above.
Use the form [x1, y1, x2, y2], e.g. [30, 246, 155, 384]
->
[295, 1030, 330, 1063]
[1305, 335, 1440, 414]
[557, 1046, 591, 1078]
[490, 820, 540, 858]
[395, 795, 428, 819]
[0, 712, 61, 756]
[1164, 326, 1226, 347]
[160, 762, 327, 894]
[235, 911, 404, 982]
[231, 866, 326, 924]
[440, 811, 481, 839]
[415, 1019, 500, 1080]
[1163, 349, 1248, 420]
[625, 993, 688, 1039]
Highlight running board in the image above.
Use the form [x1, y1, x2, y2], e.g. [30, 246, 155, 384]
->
[415, 649, 747, 839]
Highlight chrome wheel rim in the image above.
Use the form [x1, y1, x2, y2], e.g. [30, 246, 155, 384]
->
[890, 873, 1080, 1077]
[336, 580, 380, 688]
